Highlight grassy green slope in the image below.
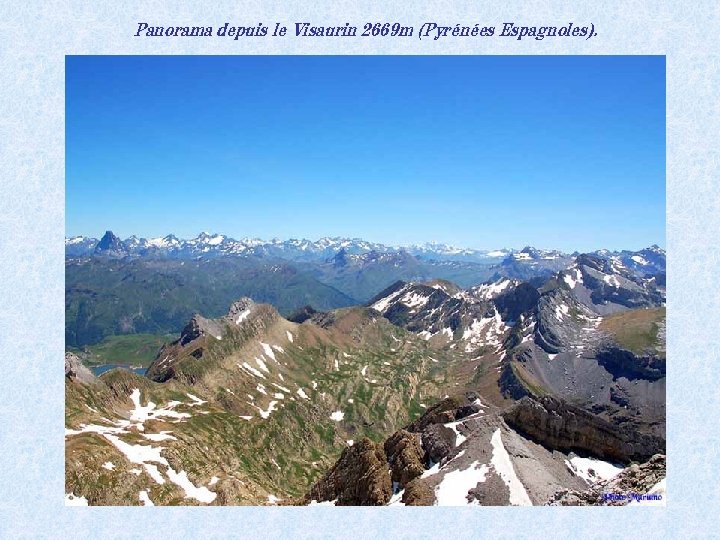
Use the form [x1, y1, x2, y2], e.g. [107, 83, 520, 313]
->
[68, 334, 173, 367]
[599, 307, 666, 357]
[65, 307, 462, 505]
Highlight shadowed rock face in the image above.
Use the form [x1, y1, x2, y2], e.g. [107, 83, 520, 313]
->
[498, 359, 532, 400]
[178, 314, 224, 346]
[286, 304, 320, 323]
[502, 396, 665, 464]
[420, 423, 457, 465]
[596, 347, 666, 381]
[305, 438, 392, 505]
[93, 230, 128, 257]
[494, 283, 540, 323]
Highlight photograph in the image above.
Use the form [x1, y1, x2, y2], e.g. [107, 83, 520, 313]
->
[64, 55, 666, 507]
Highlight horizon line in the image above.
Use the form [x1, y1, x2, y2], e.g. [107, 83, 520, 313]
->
[65, 230, 665, 254]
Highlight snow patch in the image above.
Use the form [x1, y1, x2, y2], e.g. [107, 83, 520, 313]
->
[253, 400, 279, 420]
[165, 468, 217, 503]
[240, 362, 266, 379]
[565, 454, 624, 483]
[602, 274, 620, 287]
[443, 420, 468, 447]
[138, 490, 154, 506]
[259, 342, 276, 361]
[65, 493, 89, 506]
[141, 431, 177, 442]
[235, 309, 251, 324]
[255, 357, 270, 374]
[490, 429, 532, 506]
[186, 393, 207, 406]
[371, 287, 406, 313]
[434, 461, 490, 506]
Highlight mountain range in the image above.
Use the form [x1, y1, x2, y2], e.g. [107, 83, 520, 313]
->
[67, 230, 666, 271]
[66, 231, 665, 349]
[65, 231, 665, 506]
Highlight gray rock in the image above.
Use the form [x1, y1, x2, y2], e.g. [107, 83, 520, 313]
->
[65, 352, 95, 384]
[503, 396, 665, 463]
[548, 454, 666, 505]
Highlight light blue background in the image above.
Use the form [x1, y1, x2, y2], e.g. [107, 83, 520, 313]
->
[1, 1, 717, 538]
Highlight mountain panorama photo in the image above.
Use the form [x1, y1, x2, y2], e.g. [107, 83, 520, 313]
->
[65, 56, 666, 506]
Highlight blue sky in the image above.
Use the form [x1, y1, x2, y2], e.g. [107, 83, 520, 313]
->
[66, 55, 665, 251]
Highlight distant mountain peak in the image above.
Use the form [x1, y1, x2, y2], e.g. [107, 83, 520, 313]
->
[94, 230, 127, 256]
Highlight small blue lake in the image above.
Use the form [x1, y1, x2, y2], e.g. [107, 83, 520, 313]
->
[91, 364, 147, 376]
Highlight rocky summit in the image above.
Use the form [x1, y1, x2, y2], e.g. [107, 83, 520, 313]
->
[65, 243, 666, 506]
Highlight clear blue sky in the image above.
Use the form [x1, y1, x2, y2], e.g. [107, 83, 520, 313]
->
[66, 55, 665, 252]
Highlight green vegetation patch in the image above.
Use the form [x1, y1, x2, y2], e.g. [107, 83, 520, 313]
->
[599, 307, 666, 357]
[75, 333, 173, 367]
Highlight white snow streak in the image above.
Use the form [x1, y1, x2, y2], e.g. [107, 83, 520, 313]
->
[490, 429, 532, 506]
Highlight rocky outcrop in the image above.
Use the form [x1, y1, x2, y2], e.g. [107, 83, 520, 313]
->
[419, 423, 456, 464]
[548, 454, 666, 506]
[305, 438, 392, 505]
[533, 288, 593, 354]
[384, 430, 424, 488]
[367, 281, 503, 347]
[304, 395, 483, 506]
[405, 397, 460, 432]
[401, 477, 435, 505]
[286, 305, 320, 323]
[178, 314, 223, 346]
[502, 396, 665, 463]
[65, 352, 96, 384]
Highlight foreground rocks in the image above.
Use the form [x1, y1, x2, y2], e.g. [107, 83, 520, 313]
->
[305, 391, 667, 506]
[305, 438, 392, 505]
[547, 454, 666, 506]
[384, 430, 425, 488]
